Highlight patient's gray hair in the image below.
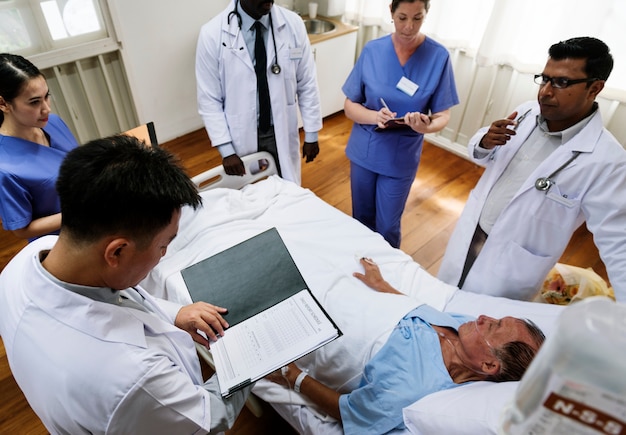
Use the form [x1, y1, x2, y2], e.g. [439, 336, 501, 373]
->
[486, 319, 545, 383]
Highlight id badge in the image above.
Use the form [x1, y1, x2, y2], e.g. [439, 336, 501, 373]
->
[290, 47, 303, 59]
[396, 76, 419, 96]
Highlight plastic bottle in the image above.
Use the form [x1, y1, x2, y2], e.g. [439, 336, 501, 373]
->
[501, 296, 626, 435]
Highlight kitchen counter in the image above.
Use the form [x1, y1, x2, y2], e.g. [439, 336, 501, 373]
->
[302, 15, 359, 44]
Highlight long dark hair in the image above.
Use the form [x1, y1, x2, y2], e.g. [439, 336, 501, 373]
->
[0, 53, 44, 126]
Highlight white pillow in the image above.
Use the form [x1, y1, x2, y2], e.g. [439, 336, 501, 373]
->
[403, 381, 517, 434]
[444, 289, 565, 336]
[402, 289, 565, 434]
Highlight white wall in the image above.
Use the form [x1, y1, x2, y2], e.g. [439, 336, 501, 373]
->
[106, 0, 229, 143]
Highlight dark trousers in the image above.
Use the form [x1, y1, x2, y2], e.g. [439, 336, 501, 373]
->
[258, 126, 281, 177]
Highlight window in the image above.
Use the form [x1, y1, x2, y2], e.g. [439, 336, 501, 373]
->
[346, 0, 626, 97]
[0, 0, 109, 55]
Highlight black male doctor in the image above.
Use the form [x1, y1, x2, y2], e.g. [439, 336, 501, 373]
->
[196, 0, 322, 185]
[438, 37, 626, 302]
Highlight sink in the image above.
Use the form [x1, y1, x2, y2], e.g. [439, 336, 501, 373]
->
[303, 18, 336, 35]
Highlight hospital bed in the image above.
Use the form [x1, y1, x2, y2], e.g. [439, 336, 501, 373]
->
[140, 157, 565, 434]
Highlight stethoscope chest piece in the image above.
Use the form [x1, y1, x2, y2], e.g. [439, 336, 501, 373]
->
[535, 177, 552, 191]
[533, 151, 582, 193]
[271, 63, 281, 74]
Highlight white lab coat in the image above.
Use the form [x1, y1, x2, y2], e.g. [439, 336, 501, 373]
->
[196, 1, 322, 185]
[0, 236, 248, 434]
[438, 101, 626, 301]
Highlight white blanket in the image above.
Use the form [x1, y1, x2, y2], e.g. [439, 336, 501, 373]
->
[141, 176, 563, 434]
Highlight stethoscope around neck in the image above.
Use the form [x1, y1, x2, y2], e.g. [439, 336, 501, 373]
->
[227, 0, 281, 74]
[534, 151, 581, 193]
[512, 109, 582, 193]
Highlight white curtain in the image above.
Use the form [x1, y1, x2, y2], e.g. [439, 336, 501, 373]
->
[344, 0, 626, 97]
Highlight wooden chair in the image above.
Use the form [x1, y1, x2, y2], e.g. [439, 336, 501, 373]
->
[122, 122, 158, 147]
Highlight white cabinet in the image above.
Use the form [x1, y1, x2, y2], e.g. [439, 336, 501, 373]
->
[311, 31, 358, 118]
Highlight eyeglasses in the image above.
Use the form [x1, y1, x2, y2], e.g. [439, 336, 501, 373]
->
[534, 74, 598, 89]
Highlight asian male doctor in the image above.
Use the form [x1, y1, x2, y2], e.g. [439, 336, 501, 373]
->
[0, 136, 251, 434]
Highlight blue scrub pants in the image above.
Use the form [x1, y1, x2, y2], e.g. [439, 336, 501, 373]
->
[350, 162, 415, 248]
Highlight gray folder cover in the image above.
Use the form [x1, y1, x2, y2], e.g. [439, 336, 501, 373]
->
[181, 227, 309, 327]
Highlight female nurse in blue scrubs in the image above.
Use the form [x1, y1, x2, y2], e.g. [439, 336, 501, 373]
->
[0, 53, 79, 241]
[342, 0, 459, 248]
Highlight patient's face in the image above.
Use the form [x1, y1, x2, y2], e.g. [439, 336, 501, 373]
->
[459, 315, 535, 360]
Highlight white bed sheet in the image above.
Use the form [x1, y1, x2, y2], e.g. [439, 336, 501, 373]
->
[141, 176, 564, 434]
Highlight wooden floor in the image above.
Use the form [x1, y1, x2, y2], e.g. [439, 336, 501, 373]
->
[0, 111, 606, 434]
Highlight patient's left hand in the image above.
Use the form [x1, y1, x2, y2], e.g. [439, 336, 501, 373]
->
[175, 302, 229, 347]
[354, 258, 402, 295]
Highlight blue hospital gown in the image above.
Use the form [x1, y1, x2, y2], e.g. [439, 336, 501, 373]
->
[339, 305, 474, 434]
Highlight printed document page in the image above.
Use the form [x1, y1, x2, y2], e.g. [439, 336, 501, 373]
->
[211, 289, 340, 397]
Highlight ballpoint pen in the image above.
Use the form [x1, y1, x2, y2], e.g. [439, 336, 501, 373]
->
[380, 98, 390, 111]
[513, 108, 532, 130]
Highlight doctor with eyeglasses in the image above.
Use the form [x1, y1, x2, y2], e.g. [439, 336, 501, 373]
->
[438, 36, 626, 303]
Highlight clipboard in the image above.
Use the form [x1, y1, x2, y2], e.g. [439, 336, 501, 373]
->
[180, 227, 341, 397]
[375, 117, 410, 131]
[181, 227, 307, 326]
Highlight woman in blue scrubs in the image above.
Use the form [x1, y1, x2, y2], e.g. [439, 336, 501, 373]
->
[342, 0, 459, 248]
[0, 53, 79, 241]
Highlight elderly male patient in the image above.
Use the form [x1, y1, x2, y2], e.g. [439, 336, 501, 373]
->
[268, 258, 545, 434]
[0, 136, 250, 434]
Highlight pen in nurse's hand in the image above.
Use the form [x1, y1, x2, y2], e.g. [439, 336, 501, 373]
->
[380, 98, 391, 111]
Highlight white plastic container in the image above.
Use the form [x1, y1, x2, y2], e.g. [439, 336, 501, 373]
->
[501, 297, 626, 434]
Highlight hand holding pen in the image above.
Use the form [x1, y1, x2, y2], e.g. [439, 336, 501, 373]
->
[479, 109, 531, 150]
[379, 98, 431, 132]
[378, 98, 397, 128]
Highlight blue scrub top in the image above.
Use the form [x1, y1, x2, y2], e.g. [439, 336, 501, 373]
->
[339, 305, 474, 434]
[342, 35, 459, 177]
[0, 114, 78, 235]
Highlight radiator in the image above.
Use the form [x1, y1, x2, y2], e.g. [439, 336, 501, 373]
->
[39, 51, 138, 144]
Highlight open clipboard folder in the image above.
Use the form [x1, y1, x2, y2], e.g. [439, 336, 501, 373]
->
[181, 227, 341, 397]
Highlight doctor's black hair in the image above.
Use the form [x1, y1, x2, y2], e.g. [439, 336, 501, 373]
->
[0, 53, 45, 126]
[56, 134, 202, 247]
[549, 37, 614, 82]
[391, 0, 431, 14]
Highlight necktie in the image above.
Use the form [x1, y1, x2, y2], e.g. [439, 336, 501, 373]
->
[254, 21, 271, 132]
